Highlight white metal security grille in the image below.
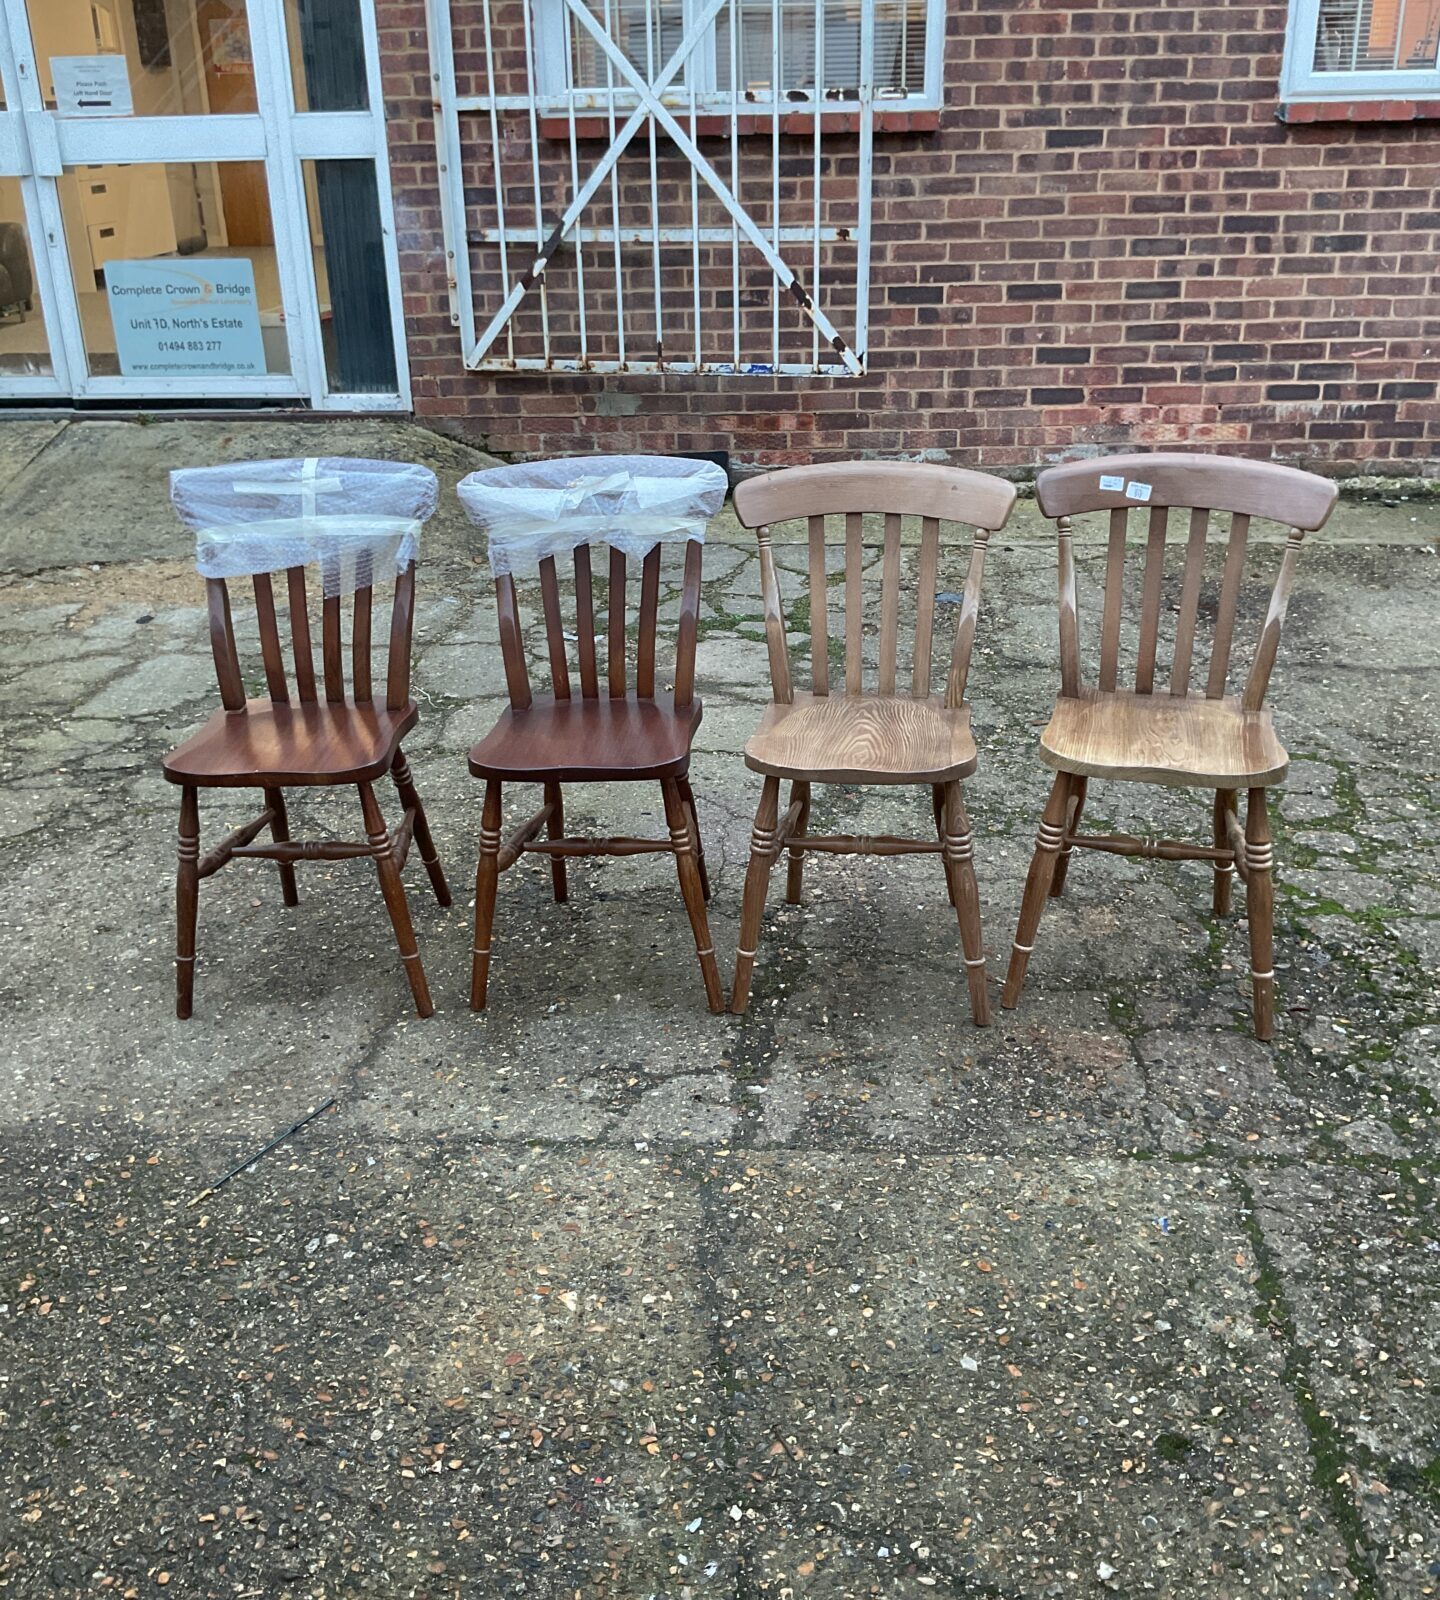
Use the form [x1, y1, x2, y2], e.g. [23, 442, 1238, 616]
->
[425, 0, 924, 375]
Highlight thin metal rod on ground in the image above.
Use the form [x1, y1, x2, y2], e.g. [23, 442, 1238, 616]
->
[188, 1098, 338, 1207]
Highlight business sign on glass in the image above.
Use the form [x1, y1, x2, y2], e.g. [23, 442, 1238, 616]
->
[105, 260, 268, 378]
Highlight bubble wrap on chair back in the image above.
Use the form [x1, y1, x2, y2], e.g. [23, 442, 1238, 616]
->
[457, 455, 728, 576]
[171, 457, 440, 599]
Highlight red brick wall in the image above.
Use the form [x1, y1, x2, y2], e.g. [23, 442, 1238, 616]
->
[378, 0, 1440, 473]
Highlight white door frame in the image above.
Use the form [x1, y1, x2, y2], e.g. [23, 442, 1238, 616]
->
[0, 0, 409, 411]
[0, 17, 73, 396]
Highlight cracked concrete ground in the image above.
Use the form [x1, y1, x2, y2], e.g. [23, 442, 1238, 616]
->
[0, 417, 1437, 1599]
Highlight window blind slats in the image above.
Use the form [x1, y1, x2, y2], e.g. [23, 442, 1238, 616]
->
[569, 0, 929, 97]
[1312, 0, 1440, 72]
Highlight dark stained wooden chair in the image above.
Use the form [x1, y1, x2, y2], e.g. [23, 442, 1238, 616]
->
[729, 461, 1019, 1022]
[1002, 452, 1339, 1040]
[163, 473, 449, 1020]
[465, 533, 724, 1013]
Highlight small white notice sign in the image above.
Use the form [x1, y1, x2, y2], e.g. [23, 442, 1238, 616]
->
[1126, 481, 1154, 502]
[1098, 474, 1125, 492]
[51, 55, 133, 117]
[105, 259, 268, 378]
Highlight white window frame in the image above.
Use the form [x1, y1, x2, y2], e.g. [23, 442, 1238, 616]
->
[533, 0, 945, 113]
[1281, 0, 1440, 101]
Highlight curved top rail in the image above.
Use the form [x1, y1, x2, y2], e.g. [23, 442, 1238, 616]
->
[1035, 453, 1338, 530]
[734, 461, 1018, 531]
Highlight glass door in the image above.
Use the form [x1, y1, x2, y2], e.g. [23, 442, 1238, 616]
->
[0, 0, 407, 409]
[0, 17, 68, 395]
[1, 0, 307, 402]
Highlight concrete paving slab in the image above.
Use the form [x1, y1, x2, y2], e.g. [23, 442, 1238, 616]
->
[0, 1134, 719, 1598]
[0, 418, 66, 496]
[716, 1154, 1356, 1596]
[1253, 1162, 1440, 1599]
[74, 651, 217, 718]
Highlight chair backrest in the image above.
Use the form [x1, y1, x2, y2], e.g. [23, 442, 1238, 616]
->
[171, 456, 438, 714]
[488, 537, 706, 710]
[732, 461, 1018, 707]
[1035, 453, 1338, 712]
[202, 560, 418, 713]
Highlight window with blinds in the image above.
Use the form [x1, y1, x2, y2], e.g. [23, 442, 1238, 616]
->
[569, 0, 686, 88]
[561, 0, 937, 106]
[1284, 0, 1440, 97]
[714, 0, 929, 98]
[1312, 0, 1440, 70]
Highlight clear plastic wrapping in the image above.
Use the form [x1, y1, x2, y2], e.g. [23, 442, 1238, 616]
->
[170, 456, 439, 598]
[457, 454, 728, 576]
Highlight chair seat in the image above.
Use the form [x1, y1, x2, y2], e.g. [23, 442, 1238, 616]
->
[163, 698, 418, 788]
[468, 693, 702, 781]
[1040, 690, 1288, 789]
[744, 692, 977, 784]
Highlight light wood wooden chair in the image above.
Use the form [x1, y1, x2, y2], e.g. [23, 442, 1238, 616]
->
[162, 557, 449, 1020]
[1002, 452, 1338, 1040]
[729, 462, 1018, 1021]
[466, 536, 724, 1013]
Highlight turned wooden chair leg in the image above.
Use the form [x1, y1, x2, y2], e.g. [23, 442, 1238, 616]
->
[264, 786, 300, 906]
[1001, 772, 1073, 1009]
[676, 776, 711, 903]
[940, 782, 990, 1026]
[359, 780, 433, 1019]
[932, 786, 955, 904]
[785, 780, 811, 905]
[176, 785, 200, 1020]
[543, 780, 567, 903]
[1050, 776, 1087, 899]
[1245, 786, 1276, 1041]
[470, 779, 503, 1011]
[731, 775, 781, 1015]
[1213, 788, 1238, 916]
[662, 778, 725, 1013]
[391, 750, 451, 907]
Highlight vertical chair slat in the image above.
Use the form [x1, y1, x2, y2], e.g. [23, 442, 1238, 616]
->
[758, 525, 793, 705]
[636, 545, 661, 698]
[1134, 505, 1169, 694]
[253, 573, 290, 702]
[1169, 506, 1209, 696]
[352, 582, 373, 703]
[322, 595, 345, 703]
[808, 514, 829, 696]
[206, 579, 245, 711]
[673, 537, 703, 709]
[844, 510, 863, 694]
[574, 544, 598, 698]
[608, 545, 627, 698]
[496, 574, 532, 710]
[1098, 507, 1127, 693]
[877, 511, 902, 695]
[538, 555, 571, 700]
[1057, 516, 1080, 698]
[944, 528, 991, 709]
[911, 515, 940, 698]
[287, 566, 316, 702]
[386, 563, 416, 711]
[1206, 511, 1250, 699]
